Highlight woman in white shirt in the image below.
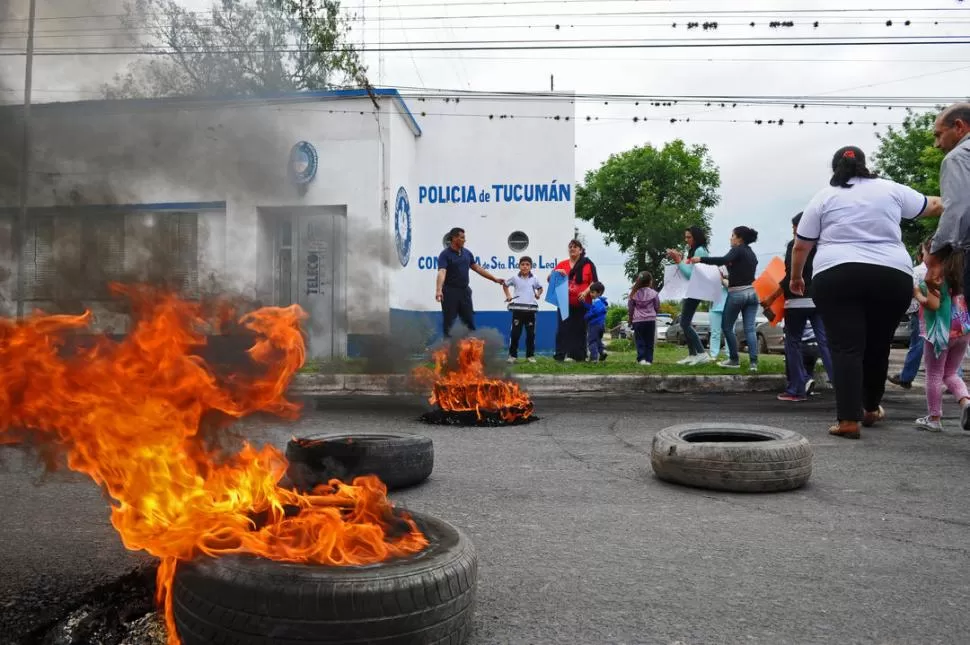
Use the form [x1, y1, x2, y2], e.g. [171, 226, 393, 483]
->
[791, 146, 943, 440]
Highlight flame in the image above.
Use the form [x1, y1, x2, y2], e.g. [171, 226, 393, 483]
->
[413, 338, 533, 422]
[0, 285, 427, 645]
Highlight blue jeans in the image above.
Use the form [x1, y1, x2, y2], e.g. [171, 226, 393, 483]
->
[722, 287, 759, 364]
[587, 322, 606, 360]
[680, 298, 705, 355]
[709, 310, 725, 358]
[783, 309, 834, 396]
[899, 312, 924, 383]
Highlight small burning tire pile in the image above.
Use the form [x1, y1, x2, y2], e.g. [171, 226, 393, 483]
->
[172, 512, 477, 645]
[286, 432, 434, 491]
[651, 423, 813, 493]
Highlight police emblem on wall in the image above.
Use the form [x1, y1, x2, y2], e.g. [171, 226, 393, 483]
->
[394, 186, 412, 267]
[289, 141, 318, 185]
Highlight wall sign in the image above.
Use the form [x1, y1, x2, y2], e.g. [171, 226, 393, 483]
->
[395, 186, 412, 267]
[289, 141, 318, 185]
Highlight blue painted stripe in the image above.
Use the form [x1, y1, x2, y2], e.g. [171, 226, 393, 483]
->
[388, 308, 560, 354]
[0, 201, 226, 215]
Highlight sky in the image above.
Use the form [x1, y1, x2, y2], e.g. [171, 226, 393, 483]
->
[1, 0, 968, 299]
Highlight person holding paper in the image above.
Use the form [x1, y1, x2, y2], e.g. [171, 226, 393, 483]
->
[665, 226, 711, 365]
[689, 226, 760, 370]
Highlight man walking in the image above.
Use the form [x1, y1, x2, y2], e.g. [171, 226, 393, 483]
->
[435, 227, 505, 337]
[928, 103, 970, 294]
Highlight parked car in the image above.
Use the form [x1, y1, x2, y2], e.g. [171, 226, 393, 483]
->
[609, 321, 632, 340]
[656, 314, 673, 341]
[665, 312, 711, 346]
[892, 315, 911, 348]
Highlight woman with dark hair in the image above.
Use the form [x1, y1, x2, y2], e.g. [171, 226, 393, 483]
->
[689, 226, 760, 370]
[666, 226, 710, 365]
[791, 145, 943, 439]
[550, 239, 598, 361]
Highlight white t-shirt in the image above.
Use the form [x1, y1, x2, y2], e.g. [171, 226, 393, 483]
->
[797, 177, 928, 277]
[505, 273, 542, 306]
[907, 262, 928, 314]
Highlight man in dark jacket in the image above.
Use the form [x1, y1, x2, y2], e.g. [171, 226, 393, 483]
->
[762, 212, 834, 401]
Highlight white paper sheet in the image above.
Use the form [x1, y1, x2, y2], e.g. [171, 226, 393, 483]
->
[658, 265, 689, 302]
[686, 264, 724, 303]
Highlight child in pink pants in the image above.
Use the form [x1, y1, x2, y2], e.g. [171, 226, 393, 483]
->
[915, 256, 970, 432]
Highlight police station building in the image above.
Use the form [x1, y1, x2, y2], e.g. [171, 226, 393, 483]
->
[0, 89, 576, 357]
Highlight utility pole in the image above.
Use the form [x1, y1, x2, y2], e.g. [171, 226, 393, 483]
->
[15, 0, 37, 318]
[550, 74, 554, 92]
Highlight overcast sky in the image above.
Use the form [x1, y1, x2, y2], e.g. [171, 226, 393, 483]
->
[2, 0, 968, 300]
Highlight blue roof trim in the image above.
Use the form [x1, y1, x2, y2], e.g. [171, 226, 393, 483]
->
[0, 201, 227, 214]
[11, 87, 422, 138]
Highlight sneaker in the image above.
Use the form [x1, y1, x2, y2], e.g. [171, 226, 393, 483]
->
[691, 354, 711, 366]
[888, 375, 913, 390]
[862, 406, 886, 428]
[718, 360, 741, 369]
[599, 353, 608, 362]
[564, 357, 575, 363]
[805, 379, 816, 396]
[527, 357, 537, 364]
[676, 356, 695, 365]
[749, 363, 759, 372]
[915, 416, 943, 433]
[638, 360, 651, 366]
[777, 393, 807, 402]
[961, 401, 970, 431]
[507, 356, 517, 364]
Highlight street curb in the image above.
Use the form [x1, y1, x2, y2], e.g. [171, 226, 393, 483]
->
[290, 373, 800, 396]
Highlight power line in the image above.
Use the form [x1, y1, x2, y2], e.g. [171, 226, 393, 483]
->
[0, 7, 963, 25]
[2, 36, 970, 56]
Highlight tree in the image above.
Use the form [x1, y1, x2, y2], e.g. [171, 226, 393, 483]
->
[575, 140, 721, 288]
[102, 0, 366, 98]
[873, 109, 945, 255]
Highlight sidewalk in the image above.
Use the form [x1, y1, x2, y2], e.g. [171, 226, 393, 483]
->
[290, 372, 799, 397]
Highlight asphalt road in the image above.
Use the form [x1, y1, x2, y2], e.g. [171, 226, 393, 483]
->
[2, 391, 970, 645]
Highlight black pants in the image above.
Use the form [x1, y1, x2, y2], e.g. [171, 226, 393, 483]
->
[812, 263, 912, 422]
[509, 310, 536, 358]
[633, 320, 656, 363]
[441, 286, 475, 337]
[554, 304, 588, 361]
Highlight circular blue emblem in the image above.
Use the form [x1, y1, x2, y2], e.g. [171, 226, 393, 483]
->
[394, 186, 412, 267]
[289, 141, 318, 185]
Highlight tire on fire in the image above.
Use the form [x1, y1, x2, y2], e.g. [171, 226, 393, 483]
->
[650, 423, 813, 493]
[172, 512, 476, 644]
[285, 432, 434, 492]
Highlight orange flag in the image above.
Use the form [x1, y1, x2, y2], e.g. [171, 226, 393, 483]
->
[753, 256, 786, 326]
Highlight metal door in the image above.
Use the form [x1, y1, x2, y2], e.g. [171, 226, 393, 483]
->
[276, 209, 346, 359]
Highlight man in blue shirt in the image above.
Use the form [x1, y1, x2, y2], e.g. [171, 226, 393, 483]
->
[435, 227, 505, 337]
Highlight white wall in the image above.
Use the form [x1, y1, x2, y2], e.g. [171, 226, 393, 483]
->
[391, 95, 576, 313]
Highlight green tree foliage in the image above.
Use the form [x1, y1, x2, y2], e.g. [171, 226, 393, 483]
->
[873, 109, 945, 255]
[103, 0, 366, 98]
[575, 140, 721, 288]
[605, 304, 627, 330]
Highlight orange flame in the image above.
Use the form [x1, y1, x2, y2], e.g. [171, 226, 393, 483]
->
[0, 285, 427, 645]
[413, 338, 533, 422]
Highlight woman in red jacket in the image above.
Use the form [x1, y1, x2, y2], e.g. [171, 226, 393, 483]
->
[550, 239, 598, 361]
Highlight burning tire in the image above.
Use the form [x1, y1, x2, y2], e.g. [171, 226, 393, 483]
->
[650, 423, 813, 493]
[172, 511, 476, 645]
[285, 432, 434, 492]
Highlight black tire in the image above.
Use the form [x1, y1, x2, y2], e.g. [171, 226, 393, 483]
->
[650, 423, 813, 493]
[286, 432, 433, 492]
[172, 512, 477, 645]
[758, 333, 769, 354]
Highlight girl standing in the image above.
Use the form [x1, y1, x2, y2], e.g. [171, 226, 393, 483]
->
[665, 226, 710, 365]
[628, 272, 661, 365]
[914, 253, 970, 432]
[707, 268, 729, 361]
